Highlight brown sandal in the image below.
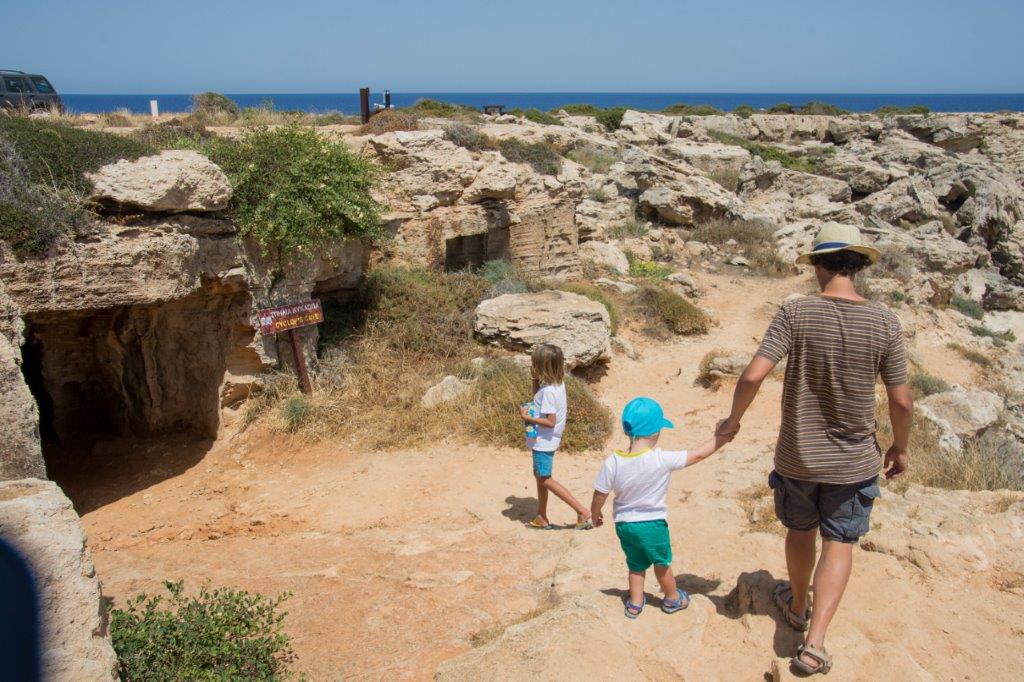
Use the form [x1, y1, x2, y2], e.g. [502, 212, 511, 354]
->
[791, 644, 832, 675]
[772, 582, 810, 632]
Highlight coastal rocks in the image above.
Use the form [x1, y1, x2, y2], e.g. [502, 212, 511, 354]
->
[615, 109, 680, 145]
[574, 195, 634, 242]
[474, 290, 611, 368]
[463, 161, 518, 203]
[699, 349, 752, 384]
[660, 140, 751, 177]
[918, 387, 1002, 450]
[738, 157, 856, 223]
[873, 221, 980, 275]
[421, 375, 474, 408]
[0, 479, 118, 680]
[895, 114, 982, 153]
[826, 117, 883, 144]
[366, 130, 478, 210]
[86, 150, 231, 212]
[856, 177, 944, 225]
[0, 282, 43, 479]
[815, 154, 900, 194]
[579, 240, 629, 275]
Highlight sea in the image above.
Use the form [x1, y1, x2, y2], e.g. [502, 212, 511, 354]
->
[60, 92, 1024, 115]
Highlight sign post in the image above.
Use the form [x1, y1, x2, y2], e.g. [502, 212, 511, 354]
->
[257, 300, 324, 394]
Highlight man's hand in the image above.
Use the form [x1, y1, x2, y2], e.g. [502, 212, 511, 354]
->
[883, 445, 909, 479]
[716, 418, 741, 439]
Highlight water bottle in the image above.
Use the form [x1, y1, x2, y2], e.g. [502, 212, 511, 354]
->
[523, 402, 539, 439]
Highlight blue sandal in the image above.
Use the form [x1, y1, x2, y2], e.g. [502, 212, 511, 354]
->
[624, 595, 646, 619]
[661, 591, 690, 613]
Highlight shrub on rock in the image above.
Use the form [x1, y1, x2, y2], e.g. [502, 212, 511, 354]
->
[191, 91, 240, 120]
[596, 107, 626, 132]
[496, 138, 562, 175]
[359, 109, 420, 134]
[638, 285, 710, 335]
[209, 124, 384, 256]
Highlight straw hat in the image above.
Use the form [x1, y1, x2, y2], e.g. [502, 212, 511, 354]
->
[795, 222, 881, 265]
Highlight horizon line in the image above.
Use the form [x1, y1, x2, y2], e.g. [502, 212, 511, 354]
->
[61, 90, 1024, 97]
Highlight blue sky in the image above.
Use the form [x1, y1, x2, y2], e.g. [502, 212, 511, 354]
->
[7, 0, 1023, 93]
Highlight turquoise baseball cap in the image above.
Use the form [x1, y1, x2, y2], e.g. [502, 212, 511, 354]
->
[621, 397, 674, 438]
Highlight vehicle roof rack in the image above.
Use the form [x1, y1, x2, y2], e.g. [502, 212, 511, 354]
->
[0, 69, 27, 74]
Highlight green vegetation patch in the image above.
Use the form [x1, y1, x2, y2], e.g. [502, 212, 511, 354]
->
[191, 91, 240, 119]
[496, 138, 562, 175]
[875, 104, 931, 115]
[507, 108, 562, 126]
[627, 254, 672, 280]
[131, 116, 213, 150]
[796, 101, 851, 116]
[565, 145, 617, 173]
[554, 103, 602, 116]
[909, 370, 952, 399]
[443, 123, 494, 151]
[662, 103, 723, 116]
[209, 124, 384, 257]
[688, 218, 792, 277]
[409, 98, 481, 120]
[110, 581, 295, 680]
[950, 296, 984, 320]
[606, 218, 648, 239]
[637, 284, 710, 335]
[0, 115, 156, 194]
[359, 109, 420, 134]
[732, 104, 757, 118]
[706, 129, 816, 173]
[596, 107, 627, 132]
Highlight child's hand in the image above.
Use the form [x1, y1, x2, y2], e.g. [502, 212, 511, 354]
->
[592, 510, 604, 527]
[519, 405, 531, 420]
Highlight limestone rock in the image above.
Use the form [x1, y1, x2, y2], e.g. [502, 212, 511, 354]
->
[421, 375, 474, 409]
[0, 479, 118, 680]
[595, 278, 638, 295]
[615, 109, 680, 144]
[827, 117, 882, 144]
[738, 157, 857, 224]
[474, 290, 611, 367]
[574, 194, 634, 242]
[856, 177, 944, 225]
[660, 140, 751, 176]
[610, 336, 639, 360]
[463, 162, 518, 203]
[701, 350, 752, 382]
[918, 387, 1002, 450]
[579, 241, 629, 275]
[87, 150, 230, 212]
[815, 154, 897, 194]
[0, 334, 43, 479]
[666, 271, 702, 297]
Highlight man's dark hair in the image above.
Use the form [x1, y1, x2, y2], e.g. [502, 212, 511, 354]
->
[809, 250, 871, 277]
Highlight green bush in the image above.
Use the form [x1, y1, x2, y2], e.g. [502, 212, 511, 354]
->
[797, 101, 850, 116]
[706, 129, 816, 173]
[554, 103, 601, 116]
[768, 103, 795, 114]
[875, 104, 931, 115]
[732, 104, 757, 118]
[909, 371, 951, 399]
[596, 107, 627, 132]
[637, 285, 709, 335]
[478, 259, 518, 285]
[0, 115, 156, 193]
[109, 580, 294, 681]
[358, 265, 489, 357]
[281, 395, 312, 432]
[466, 358, 611, 452]
[209, 124, 384, 256]
[443, 123, 493, 151]
[970, 324, 1016, 346]
[950, 296, 984, 320]
[0, 135, 91, 256]
[312, 111, 359, 126]
[627, 252, 672, 280]
[496, 138, 562, 175]
[508, 108, 562, 126]
[409, 98, 480, 119]
[192, 91, 240, 119]
[662, 103, 722, 116]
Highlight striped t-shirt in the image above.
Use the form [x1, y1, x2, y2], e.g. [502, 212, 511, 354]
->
[756, 295, 908, 484]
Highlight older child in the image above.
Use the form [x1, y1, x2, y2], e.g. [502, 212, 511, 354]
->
[519, 344, 593, 530]
[591, 397, 731, 618]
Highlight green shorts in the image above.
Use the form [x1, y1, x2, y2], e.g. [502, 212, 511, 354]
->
[615, 519, 672, 572]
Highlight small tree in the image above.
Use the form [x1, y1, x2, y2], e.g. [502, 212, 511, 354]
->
[192, 91, 240, 119]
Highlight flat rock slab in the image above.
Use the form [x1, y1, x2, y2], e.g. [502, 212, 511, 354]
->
[87, 150, 231, 212]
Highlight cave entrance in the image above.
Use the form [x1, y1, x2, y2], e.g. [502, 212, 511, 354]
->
[21, 281, 257, 512]
[444, 234, 488, 271]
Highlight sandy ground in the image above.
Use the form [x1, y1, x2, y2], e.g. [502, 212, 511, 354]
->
[61, 272, 1024, 680]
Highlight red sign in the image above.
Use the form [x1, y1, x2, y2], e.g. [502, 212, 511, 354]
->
[257, 300, 324, 335]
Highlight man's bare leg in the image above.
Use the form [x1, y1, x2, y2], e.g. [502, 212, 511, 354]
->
[786, 528, 817, 616]
[800, 539, 853, 668]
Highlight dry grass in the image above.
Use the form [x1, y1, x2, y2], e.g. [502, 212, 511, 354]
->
[566, 145, 617, 173]
[708, 166, 741, 192]
[688, 218, 792, 277]
[242, 266, 612, 452]
[98, 108, 135, 127]
[469, 595, 559, 648]
[877, 397, 1023, 492]
[738, 483, 785, 536]
[359, 109, 420, 135]
[636, 285, 710, 337]
[946, 342, 992, 368]
[696, 349, 730, 389]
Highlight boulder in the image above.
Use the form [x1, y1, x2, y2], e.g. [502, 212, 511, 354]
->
[815, 154, 898, 194]
[700, 350, 752, 383]
[660, 140, 751, 176]
[474, 290, 611, 367]
[856, 177, 944, 225]
[894, 114, 982, 153]
[666, 271, 702, 297]
[615, 109, 680, 144]
[87, 150, 231, 212]
[463, 161, 518, 203]
[595, 278, 638, 295]
[575, 194, 634, 242]
[579, 241, 629, 275]
[826, 117, 882, 144]
[918, 387, 1002, 451]
[0, 334, 43, 479]
[610, 336, 639, 360]
[421, 375, 474, 408]
[0, 479, 118, 680]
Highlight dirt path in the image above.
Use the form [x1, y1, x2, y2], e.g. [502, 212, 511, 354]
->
[72, 272, 1024, 680]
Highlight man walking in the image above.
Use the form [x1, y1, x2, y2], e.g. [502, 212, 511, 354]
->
[717, 223, 914, 675]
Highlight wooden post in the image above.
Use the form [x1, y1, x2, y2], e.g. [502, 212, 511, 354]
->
[359, 88, 370, 124]
[288, 329, 312, 394]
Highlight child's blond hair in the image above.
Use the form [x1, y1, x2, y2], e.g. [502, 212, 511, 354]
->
[531, 344, 565, 386]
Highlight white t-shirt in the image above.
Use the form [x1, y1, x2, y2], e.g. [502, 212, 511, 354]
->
[593, 448, 689, 523]
[527, 383, 567, 452]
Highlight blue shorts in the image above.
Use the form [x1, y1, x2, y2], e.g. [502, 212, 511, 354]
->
[532, 450, 555, 477]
